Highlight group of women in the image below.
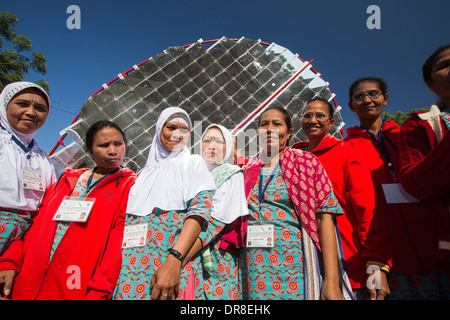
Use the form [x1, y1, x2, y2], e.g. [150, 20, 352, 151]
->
[0, 44, 448, 300]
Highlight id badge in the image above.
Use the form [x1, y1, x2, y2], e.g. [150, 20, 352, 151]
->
[53, 196, 95, 222]
[382, 183, 419, 204]
[122, 223, 148, 248]
[21, 168, 45, 191]
[246, 224, 274, 248]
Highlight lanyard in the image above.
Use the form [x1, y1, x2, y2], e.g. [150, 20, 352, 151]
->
[0, 123, 34, 159]
[258, 161, 280, 203]
[366, 124, 395, 175]
[86, 166, 121, 192]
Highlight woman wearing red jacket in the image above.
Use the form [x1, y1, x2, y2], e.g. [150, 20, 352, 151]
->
[0, 120, 136, 300]
[345, 77, 447, 299]
[398, 44, 450, 298]
[292, 97, 390, 300]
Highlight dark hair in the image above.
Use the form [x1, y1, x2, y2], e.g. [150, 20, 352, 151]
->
[348, 77, 388, 101]
[85, 120, 128, 153]
[258, 106, 293, 130]
[257, 106, 293, 143]
[422, 44, 450, 84]
[305, 97, 334, 117]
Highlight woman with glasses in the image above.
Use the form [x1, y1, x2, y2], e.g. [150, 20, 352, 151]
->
[345, 77, 446, 299]
[292, 97, 391, 300]
[397, 44, 450, 299]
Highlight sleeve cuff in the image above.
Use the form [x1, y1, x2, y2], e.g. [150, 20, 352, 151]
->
[366, 261, 390, 273]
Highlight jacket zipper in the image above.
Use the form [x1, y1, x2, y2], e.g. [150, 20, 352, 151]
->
[33, 170, 121, 298]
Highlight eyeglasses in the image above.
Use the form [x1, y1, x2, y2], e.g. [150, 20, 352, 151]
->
[301, 112, 330, 122]
[351, 90, 383, 102]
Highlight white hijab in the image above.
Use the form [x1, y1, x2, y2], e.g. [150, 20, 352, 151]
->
[126, 107, 216, 216]
[0, 81, 50, 145]
[0, 81, 56, 211]
[202, 124, 249, 224]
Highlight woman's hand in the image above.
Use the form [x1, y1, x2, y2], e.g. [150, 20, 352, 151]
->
[321, 279, 343, 300]
[149, 216, 204, 300]
[0, 269, 16, 299]
[150, 254, 182, 300]
[366, 267, 390, 300]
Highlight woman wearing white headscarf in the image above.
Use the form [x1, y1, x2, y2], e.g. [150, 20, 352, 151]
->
[197, 124, 249, 299]
[113, 107, 216, 300]
[0, 82, 55, 256]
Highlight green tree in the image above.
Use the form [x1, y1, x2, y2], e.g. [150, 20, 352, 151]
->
[382, 108, 430, 126]
[0, 12, 48, 91]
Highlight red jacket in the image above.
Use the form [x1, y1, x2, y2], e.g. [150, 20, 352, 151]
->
[398, 107, 450, 264]
[345, 121, 445, 274]
[0, 167, 136, 300]
[293, 135, 390, 288]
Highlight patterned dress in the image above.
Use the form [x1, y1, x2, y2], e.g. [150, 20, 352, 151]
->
[0, 209, 33, 257]
[441, 109, 450, 128]
[240, 166, 342, 300]
[202, 234, 241, 299]
[386, 272, 450, 300]
[202, 164, 245, 300]
[114, 190, 217, 300]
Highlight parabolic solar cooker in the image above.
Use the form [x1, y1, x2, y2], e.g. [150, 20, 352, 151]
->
[49, 37, 345, 175]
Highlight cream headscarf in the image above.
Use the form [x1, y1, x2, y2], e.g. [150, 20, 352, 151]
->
[201, 124, 249, 224]
[0, 81, 55, 211]
[201, 123, 233, 171]
[126, 107, 216, 216]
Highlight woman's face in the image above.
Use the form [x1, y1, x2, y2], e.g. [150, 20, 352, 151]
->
[348, 81, 388, 121]
[201, 127, 226, 165]
[6, 88, 49, 134]
[89, 126, 126, 173]
[258, 109, 292, 154]
[160, 121, 190, 152]
[426, 48, 450, 103]
[302, 100, 334, 141]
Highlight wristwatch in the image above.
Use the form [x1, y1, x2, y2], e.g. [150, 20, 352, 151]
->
[168, 248, 184, 262]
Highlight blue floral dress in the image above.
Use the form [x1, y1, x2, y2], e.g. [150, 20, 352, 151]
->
[202, 165, 246, 300]
[240, 166, 342, 300]
[114, 190, 217, 300]
[202, 229, 240, 299]
[0, 209, 32, 256]
[441, 109, 450, 128]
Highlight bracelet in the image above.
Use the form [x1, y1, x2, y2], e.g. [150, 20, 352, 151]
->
[366, 261, 390, 273]
[168, 248, 184, 262]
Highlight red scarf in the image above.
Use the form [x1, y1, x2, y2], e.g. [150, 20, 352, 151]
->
[220, 147, 334, 251]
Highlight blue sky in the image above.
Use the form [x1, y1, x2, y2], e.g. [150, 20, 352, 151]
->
[2, 0, 449, 153]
